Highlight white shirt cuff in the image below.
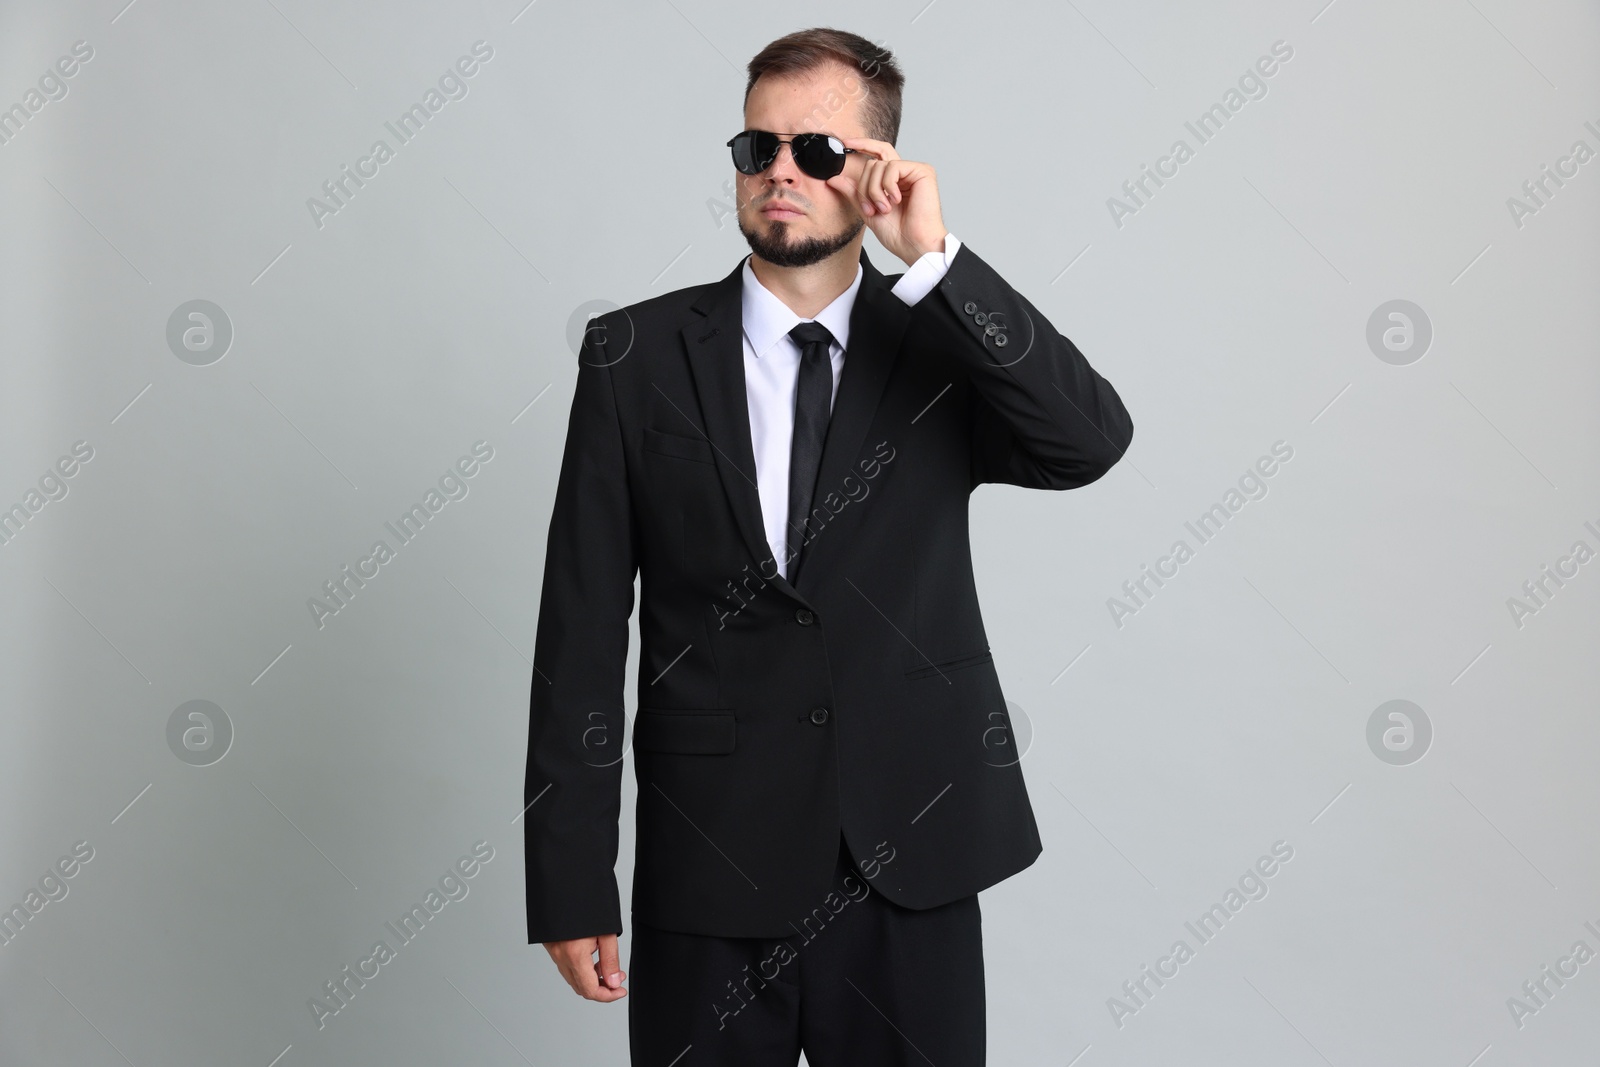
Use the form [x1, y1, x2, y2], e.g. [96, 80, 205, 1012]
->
[890, 232, 962, 306]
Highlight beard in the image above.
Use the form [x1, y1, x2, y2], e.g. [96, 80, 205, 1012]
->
[739, 210, 864, 268]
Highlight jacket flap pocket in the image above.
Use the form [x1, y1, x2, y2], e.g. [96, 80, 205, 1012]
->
[644, 426, 715, 465]
[633, 709, 735, 754]
[903, 645, 992, 678]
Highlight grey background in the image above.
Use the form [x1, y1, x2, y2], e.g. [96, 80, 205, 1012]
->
[1, 0, 1596, 1064]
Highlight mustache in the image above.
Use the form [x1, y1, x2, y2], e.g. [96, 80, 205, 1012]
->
[754, 194, 808, 210]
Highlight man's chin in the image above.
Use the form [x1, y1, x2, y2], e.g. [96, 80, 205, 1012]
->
[740, 215, 864, 269]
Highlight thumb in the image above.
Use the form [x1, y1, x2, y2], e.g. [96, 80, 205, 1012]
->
[596, 932, 624, 989]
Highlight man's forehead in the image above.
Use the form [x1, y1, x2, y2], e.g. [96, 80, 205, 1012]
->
[745, 64, 865, 131]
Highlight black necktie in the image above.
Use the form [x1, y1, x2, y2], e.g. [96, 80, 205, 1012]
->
[786, 321, 835, 582]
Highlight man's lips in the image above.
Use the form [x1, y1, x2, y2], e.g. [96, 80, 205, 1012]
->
[760, 202, 805, 219]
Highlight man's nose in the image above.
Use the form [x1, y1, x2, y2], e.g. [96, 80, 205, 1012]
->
[762, 141, 799, 178]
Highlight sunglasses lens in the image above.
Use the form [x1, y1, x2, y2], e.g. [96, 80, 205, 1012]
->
[731, 131, 778, 175]
[794, 134, 847, 179]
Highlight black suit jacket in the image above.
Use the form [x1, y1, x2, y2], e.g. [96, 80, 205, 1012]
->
[524, 241, 1133, 942]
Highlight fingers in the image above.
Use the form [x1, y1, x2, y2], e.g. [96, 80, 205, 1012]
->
[544, 937, 627, 1002]
[838, 135, 902, 213]
[836, 162, 885, 216]
[838, 135, 898, 162]
[861, 159, 885, 214]
[857, 159, 909, 216]
[595, 933, 626, 992]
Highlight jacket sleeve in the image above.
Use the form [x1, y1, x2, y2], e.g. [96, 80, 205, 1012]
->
[912, 242, 1134, 491]
[523, 317, 637, 944]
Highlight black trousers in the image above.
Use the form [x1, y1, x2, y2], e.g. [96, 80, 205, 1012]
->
[628, 832, 986, 1066]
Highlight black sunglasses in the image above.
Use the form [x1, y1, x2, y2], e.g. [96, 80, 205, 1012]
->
[726, 130, 858, 180]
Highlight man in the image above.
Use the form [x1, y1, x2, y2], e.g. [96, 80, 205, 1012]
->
[525, 26, 1134, 1066]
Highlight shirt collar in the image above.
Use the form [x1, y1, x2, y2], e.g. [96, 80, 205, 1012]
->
[740, 254, 862, 359]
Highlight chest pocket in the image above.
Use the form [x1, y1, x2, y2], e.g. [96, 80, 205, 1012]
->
[644, 426, 715, 466]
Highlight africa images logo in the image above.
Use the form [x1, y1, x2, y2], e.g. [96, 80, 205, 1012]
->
[307, 840, 495, 1031]
[305, 41, 495, 230]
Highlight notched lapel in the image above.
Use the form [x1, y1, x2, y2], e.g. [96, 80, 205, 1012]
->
[680, 259, 804, 606]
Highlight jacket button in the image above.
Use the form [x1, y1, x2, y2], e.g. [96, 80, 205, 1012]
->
[974, 312, 987, 325]
[963, 301, 977, 314]
[809, 707, 830, 725]
[993, 333, 1008, 347]
[795, 608, 815, 625]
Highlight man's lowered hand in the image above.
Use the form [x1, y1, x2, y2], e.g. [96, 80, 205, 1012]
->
[544, 933, 628, 1002]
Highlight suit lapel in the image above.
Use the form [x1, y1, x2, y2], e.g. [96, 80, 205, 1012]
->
[681, 247, 911, 603]
[682, 258, 797, 602]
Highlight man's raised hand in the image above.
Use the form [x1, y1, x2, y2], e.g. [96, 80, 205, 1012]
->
[826, 136, 948, 267]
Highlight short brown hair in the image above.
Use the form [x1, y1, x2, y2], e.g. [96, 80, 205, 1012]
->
[743, 28, 904, 146]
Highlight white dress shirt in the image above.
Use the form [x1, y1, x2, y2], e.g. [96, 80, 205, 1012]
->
[740, 232, 965, 578]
